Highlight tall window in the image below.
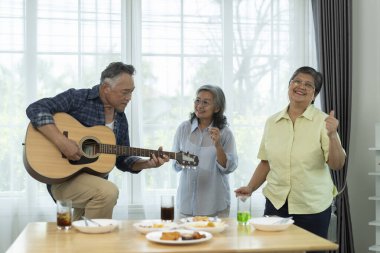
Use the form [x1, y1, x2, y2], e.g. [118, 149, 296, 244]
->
[0, 1, 126, 251]
[0, 0, 315, 251]
[0, 0, 123, 194]
[137, 0, 316, 217]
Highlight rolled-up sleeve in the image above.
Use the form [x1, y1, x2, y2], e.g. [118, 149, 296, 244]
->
[172, 122, 185, 172]
[216, 127, 238, 174]
[26, 89, 79, 127]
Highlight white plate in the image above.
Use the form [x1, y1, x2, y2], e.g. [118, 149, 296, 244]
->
[180, 216, 221, 223]
[72, 219, 118, 234]
[249, 217, 294, 232]
[133, 220, 179, 234]
[182, 221, 228, 234]
[146, 229, 212, 245]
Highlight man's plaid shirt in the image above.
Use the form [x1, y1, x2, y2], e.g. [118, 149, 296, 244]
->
[26, 84, 141, 174]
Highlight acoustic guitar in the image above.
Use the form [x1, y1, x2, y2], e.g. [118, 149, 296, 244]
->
[23, 113, 199, 184]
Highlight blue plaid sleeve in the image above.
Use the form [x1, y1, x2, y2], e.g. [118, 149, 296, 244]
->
[26, 88, 81, 127]
[116, 156, 142, 173]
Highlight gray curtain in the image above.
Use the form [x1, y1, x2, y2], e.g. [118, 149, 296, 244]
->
[311, 0, 354, 253]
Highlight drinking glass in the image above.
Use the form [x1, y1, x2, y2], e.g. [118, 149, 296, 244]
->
[56, 199, 72, 230]
[237, 195, 251, 225]
[160, 195, 174, 222]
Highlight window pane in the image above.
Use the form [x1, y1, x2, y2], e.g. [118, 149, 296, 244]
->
[38, 0, 78, 19]
[38, 19, 79, 52]
[81, 0, 122, 53]
[142, 0, 181, 55]
[183, 0, 222, 55]
[37, 1, 122, 53]
[183, 57, 222, 87]
[82, 20, 122, 53]
[0, 0, 24, 51]
[0, 53, 26, 191]
[233, 0, 291, 55]
[37, 55, 79, 93]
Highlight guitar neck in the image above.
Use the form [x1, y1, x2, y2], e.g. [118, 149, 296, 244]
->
[99, 144, 176, 159]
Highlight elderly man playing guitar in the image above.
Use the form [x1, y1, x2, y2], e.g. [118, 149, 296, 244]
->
[25, 62, 170, 221]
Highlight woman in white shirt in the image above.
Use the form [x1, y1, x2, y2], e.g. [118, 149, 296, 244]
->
[172, 85, 238, 218]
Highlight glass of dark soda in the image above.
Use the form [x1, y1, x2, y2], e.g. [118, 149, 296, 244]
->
[161, 195, 174, 221]
[57, 199, 72, 230]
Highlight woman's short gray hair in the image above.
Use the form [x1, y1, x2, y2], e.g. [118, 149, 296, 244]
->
[196, 84, 226, 114]
[191, 84, 228, 129]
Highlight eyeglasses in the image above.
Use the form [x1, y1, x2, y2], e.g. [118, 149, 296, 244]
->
[105, 82, 134, 98]
[110, 87, 134, 98]
[119, 90, 133, 97]
[290, 79, 315, 91]
[194, 98, 213, 107]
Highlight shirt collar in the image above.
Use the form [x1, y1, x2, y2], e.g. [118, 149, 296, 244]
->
[190, 119, 213, 133]
[190, 119, 199, 133]
[302, 104, 315, 120]
[88, 84, 101, 99]
[275, 104, 315, 122]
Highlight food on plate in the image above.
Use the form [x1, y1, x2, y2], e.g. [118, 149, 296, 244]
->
[160, 231, 181, 240]
[192, 221, 216, 227]
[193, 216, 210, 221]
[184, 221, 227, 234]
[139, 223, 164, 228]
[160, 231, 206, 241]
[133, 221, 179, 234]
[206, 221, 215, 227]
[181, 233, 194, 240]
[191, 231, 206, 240]
[181, 231, 206, 240]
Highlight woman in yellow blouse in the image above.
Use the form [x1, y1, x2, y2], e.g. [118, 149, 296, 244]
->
[235, 66, 346, 240]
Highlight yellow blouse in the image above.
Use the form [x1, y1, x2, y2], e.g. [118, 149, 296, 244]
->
[258, 104, 340, 214]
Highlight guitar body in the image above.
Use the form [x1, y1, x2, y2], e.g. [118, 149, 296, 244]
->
[23, 113, 116, 184]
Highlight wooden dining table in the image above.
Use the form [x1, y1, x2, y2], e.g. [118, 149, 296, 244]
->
[7, 218, 338, 253]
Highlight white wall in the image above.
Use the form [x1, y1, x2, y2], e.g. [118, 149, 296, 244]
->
[350, 0, 380, 252]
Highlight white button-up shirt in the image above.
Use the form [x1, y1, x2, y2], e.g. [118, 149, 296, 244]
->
[172, 119, 238, 216]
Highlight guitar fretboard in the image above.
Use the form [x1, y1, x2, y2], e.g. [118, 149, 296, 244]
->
[99, 144, 176, 159]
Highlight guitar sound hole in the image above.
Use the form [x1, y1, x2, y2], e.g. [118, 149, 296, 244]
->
[81, 139, 99, 158]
